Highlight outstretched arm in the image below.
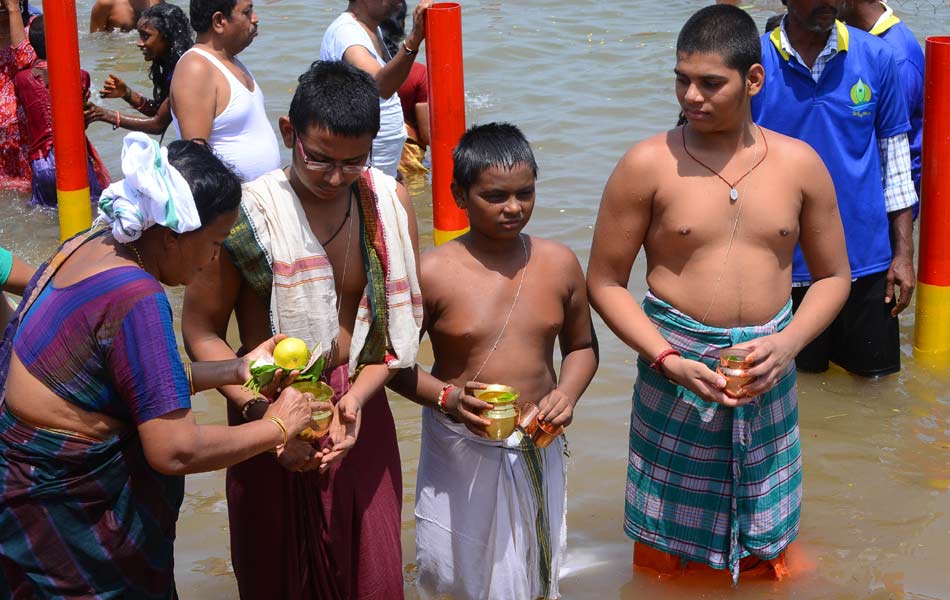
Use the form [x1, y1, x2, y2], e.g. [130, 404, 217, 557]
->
[182, 251, 257, 412]
[342, 0, 433, 99]
[138, 386, 319, 475]
[99, 75, 161, 117]
[84, 99, 173, 135]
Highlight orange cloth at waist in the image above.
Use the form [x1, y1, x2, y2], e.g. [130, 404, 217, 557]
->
[633, 542, 791, 582]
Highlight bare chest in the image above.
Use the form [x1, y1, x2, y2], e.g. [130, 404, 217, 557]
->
[430, 275, 565, 348]
[649, 178, 801, 253]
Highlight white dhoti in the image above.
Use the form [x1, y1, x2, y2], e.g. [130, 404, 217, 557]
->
[415, 407, 567, 600]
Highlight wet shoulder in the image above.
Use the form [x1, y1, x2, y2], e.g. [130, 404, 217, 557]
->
[527, 236, 583, 284]
[620, 130, 674, 166]
[760, 127, 824, 170]
[419, 240, 466, 285]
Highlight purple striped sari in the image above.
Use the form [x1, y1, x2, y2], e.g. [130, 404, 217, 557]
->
[0, 228, 187, 599]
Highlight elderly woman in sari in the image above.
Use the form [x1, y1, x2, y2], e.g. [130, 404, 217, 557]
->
[0, 133, 325, 599]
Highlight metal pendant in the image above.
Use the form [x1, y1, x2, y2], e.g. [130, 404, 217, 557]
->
[729, 188, 739, 202]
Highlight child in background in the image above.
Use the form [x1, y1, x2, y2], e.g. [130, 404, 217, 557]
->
[390, 123, 598, 599]
[85, 2, 192, 136]
[15, 16, 110, 207]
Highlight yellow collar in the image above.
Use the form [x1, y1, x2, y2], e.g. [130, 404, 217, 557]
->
[770, 19, 849, 61]
[869, 2, 901, 36]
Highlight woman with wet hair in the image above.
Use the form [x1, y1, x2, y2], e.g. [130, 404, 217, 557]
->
[0, 133, 325, 598]
[85, 2, 193, 135]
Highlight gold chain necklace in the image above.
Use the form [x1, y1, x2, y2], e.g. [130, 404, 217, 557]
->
[124, 241, 146, 270]
[471, 234, 529, 382]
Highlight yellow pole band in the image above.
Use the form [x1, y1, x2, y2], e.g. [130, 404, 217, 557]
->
[913, 281, 950, 370]
[434, 226, 470, 246]
[57, 187, 92, 241]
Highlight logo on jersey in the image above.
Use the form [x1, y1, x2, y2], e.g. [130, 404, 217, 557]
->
[849, 79, 873, 116]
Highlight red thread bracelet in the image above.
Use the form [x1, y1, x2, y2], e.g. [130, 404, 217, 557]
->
[437, 384, 456, 414]
[650, 348, 681, 373]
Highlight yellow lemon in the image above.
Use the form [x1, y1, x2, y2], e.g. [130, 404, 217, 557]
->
[273, 337, 310, 370]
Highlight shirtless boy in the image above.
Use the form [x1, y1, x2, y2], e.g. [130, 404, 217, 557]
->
[390, 123, 598, 599]
[586, 5, 851, 584]
[89, 0, 161, 32]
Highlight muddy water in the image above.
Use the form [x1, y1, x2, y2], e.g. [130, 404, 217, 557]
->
[1, 0, 949, 597]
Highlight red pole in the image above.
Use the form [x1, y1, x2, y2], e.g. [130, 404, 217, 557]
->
[44, 0, 92, 240]
[914, 36, 950, 368]
[424, 2, 469, 245]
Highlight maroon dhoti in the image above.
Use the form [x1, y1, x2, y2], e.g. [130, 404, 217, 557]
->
[226, 364, 404, 599]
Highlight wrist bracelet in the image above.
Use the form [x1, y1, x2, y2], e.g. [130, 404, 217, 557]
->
[112, 110, 121, 130]
[437, 384, 455, 414]
[264, 415, 288, 447]
[132, 93, 147, 111]
[241, 396, 269, 421]
[402, 40, 417, 56]
[650, 348, 681, 374]
[184, 362, 195, 395]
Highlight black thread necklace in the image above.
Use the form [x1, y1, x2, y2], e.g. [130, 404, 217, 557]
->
[321, 189, 354, 247]
[681, 125, 769, 203]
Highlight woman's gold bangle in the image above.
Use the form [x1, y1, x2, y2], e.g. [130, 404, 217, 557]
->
[263, 416, 288, 447]
[184, 362, 196, 395]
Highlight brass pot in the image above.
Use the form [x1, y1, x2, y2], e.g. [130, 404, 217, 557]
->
[476, 384, 520, 440]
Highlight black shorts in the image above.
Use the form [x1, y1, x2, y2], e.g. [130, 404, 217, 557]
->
[790, 270, 900, 377]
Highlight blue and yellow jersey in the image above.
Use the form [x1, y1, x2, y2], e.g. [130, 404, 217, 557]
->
[753, 22, 911, 282]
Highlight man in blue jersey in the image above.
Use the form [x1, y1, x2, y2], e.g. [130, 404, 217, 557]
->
[840, 0, 924, 198]
[753, 0, 917, 377]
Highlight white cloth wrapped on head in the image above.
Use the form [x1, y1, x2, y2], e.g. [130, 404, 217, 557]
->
[96, 132, 201, 243]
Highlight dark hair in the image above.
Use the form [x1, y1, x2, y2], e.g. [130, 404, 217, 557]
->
[27, 14, 44, 60]
[452, 123, 539, 191]
[289, 61, 380, 138]
[20, 0, 29, 26]
[676, 5, 761, 78]
[166, 139, 242, 226]
[379, 0, 408, 58]
[765, 13, 785, 33]
[189, 0, 236, 34]
[140, 3, 193, 103]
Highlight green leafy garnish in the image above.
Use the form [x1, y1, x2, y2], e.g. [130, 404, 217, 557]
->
[243, 343, 327, 395]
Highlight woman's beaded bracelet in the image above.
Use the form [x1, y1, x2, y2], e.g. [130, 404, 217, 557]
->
[437, 384, 456, 414]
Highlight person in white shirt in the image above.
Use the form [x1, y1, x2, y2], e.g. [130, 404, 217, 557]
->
[320, 0, 432, 178]
[169, 0, 280, 182]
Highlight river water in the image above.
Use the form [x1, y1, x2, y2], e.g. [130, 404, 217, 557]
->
[1, 0, 949, 597]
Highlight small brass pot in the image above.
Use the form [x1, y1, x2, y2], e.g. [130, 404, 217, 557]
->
[476, 385, 520, 440]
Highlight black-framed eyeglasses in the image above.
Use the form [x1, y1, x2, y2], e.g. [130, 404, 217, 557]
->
[295, 133, 369, 174]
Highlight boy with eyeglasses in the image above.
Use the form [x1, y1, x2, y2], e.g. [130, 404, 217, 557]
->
[182, 60, 422, 599]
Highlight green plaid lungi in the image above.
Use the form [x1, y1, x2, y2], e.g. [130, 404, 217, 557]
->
[624, 291, 801, 584]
